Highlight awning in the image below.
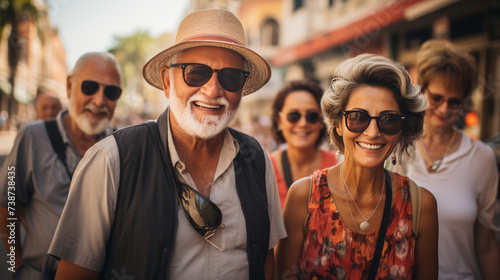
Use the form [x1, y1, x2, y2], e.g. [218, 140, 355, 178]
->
[273, 0, 427, 66]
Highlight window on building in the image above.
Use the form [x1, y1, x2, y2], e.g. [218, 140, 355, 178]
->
[261, 18, 279, 46]
[293, 0, 303, 11]
[450, 14, 483, 40]
[405, 26, 432, 49]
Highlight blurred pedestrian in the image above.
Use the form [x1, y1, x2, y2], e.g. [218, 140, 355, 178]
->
[34, 88, 63, 121]
[0, 52, 122, 279]
[275, 54, 438, 279]
[270, 79, 338, 210]
[394, 39, 500, 280]
[49, 9, 285, 280]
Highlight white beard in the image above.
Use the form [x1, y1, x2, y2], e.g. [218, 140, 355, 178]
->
[168, 82, 238, 140]
[69, 95, 110, 136]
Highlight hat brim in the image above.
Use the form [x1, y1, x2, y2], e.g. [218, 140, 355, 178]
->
[143, 41, 271, 96]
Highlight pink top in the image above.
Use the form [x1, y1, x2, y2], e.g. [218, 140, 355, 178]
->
[270, 150, 338, 210]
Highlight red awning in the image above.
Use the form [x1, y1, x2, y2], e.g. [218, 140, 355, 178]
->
[273, 0, 426, 66]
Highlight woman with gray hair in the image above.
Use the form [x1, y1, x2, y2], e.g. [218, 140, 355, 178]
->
[275, 54, 438, 279]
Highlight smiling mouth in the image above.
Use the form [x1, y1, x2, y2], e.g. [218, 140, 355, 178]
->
[193, 101, 223, 110]
[294, 131, 311, 137]
[357, 142, 383, 150]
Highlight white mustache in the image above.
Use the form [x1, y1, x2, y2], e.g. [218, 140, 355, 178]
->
[189, 92, 229, 107]
[84, 103, 109, 115]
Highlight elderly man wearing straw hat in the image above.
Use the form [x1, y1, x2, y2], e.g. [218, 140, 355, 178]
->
[48, 8, 286, 280]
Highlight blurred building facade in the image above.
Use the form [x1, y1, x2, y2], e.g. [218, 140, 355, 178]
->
[273, 0, 500, 140]
[0, 0, 67, 128]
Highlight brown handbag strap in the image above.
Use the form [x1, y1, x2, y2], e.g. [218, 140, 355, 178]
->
[409, 179, 422, 238]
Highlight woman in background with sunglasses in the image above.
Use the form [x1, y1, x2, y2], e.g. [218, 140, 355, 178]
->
[393, 40, 500, 280]
[275, 54, 438, 280]
[270, 79, 339, 210]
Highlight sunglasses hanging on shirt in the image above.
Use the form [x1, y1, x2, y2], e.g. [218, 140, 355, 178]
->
[177, 181, 225, 251]
[144, 121, 225, 251]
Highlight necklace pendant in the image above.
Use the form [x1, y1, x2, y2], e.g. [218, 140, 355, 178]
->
[360, 221, 370, 232]
[431, 160, 442, 171]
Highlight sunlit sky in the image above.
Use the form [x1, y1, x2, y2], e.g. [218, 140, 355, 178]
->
[48, 0, 191, 69]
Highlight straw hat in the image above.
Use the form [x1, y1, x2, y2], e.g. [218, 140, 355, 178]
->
[143, 9, 271, 96]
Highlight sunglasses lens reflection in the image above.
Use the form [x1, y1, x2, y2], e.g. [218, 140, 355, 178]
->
[81, 81, 99, 96]
[346, 111, 370, 132]
[185, 64, 212, 86]
[178, 183, 222, 235]
[378, 114, 403, 135]
[218, 68, 248, 92]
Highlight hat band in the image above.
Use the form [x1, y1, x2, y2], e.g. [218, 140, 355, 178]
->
[179, 35, 244, 46]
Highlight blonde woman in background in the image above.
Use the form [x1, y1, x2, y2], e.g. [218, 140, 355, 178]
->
[392, 40, 500, 280]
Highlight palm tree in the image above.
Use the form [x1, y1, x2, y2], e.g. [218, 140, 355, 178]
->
[0, 0, 38, 118]
[108, 31, 154, 115]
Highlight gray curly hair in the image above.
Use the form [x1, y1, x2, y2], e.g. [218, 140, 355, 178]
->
[321, 54, 428, 157]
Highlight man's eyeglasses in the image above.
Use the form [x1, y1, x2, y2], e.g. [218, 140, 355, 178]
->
[342, 110, 406, 136]
[426, 91, 463, 111]
[81, 80, 122, 101]
[170, 63, 249, 92]
[177, 181, 225, 251]
[282, 111, 321, 124]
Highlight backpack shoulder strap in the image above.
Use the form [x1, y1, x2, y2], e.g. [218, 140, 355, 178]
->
[44, 119, 72, 179]
[409, 178, 422, 239]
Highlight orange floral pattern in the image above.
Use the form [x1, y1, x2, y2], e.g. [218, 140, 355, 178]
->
[299, 168, 415, 279]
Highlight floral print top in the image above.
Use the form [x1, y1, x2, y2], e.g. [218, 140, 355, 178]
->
[299, 168, 415, 280]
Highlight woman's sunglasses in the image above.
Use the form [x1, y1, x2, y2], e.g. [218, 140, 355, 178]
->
[283, 111, 321, 124]
[170, 63, 249, 92]
[426, 91, 463, 111]
[81, 80, 122, 101]
[177, 182, 225, 251]
[342, 110, 406, 136]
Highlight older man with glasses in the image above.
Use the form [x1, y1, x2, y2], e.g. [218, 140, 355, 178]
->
[49, 9, 286, 280]
[0, 52, 122, 279]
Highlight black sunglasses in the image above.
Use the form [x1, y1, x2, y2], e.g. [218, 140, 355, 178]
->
[426, 91, 463, 111]
[170, 63, 249, 92]
[81, 80, 122, 101]
[177, 182, 225, 251]
[342, 110, 406, 136]
[283, 111, 321, 124]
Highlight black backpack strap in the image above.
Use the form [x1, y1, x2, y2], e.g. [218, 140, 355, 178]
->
[281, 149, 294, 189]
[44, 119, 72, 179]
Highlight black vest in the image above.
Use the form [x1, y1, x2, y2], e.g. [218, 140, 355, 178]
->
[100, 121, 270, 279]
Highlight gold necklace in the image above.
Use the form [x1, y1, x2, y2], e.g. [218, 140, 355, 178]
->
[417, 130, 457, 172]
[340, 164, 385, 233]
